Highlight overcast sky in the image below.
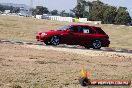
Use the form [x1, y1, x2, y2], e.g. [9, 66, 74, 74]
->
[0, 0, 132, 16]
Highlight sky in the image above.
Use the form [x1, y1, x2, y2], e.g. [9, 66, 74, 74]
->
[0, 0, 132, 16]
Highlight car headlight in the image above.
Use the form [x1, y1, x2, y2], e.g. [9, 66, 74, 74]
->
[41, 33, 47, 37]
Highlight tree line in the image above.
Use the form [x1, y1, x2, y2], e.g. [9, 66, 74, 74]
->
[32, 0, 132, 25]
[73, 0, 131, 25]
[32, 6, 74, 17]
[0, 4, 20, 13]
[0, 0, 131, 25]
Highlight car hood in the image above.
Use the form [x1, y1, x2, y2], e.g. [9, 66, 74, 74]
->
[42, 30, 64, 34]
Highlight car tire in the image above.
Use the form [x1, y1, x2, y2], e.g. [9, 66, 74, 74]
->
[50, 36, 60, 45]
[92, 40, 102, 49]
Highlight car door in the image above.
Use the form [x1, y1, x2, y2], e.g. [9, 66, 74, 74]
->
[59, 25, 79, 44]
[65, 25, 92, 45]
[79, 26, 96, 45]
[67, 25, 86, 45]
[66, 25, 80, 45]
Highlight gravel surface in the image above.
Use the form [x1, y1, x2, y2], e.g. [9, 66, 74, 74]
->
[0, 43, 132, 88]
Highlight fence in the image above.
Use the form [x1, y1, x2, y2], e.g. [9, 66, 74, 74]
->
[42, 15, 73, 22]
[36, 15, 42, 19]
[35, 14, 102, 24]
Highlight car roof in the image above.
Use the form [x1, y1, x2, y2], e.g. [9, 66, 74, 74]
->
[67, 24, 100, 29]
[70, 24, 90, 26]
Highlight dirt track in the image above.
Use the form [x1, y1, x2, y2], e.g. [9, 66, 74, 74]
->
[0, 43, 132, 88]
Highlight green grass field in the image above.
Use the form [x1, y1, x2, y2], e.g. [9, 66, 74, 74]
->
[0, 15, 132, 49]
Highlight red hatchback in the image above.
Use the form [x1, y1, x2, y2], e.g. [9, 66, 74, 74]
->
[36, 24, 110, 49]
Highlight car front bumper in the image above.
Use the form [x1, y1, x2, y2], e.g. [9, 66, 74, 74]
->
[36, 35, 49, 42]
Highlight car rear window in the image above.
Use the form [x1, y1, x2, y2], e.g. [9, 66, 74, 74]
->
[94, 27, 106, 35]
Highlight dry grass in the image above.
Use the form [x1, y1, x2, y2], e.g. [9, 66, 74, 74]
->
[0, 15, 69, 41]
[0, 15, 132, 49]
[100, 24, 132, 49]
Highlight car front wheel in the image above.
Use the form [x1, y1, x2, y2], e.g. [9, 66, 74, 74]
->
[50, 36, 60, 45]
[44, 42, 51, 45]
[92, 40, 102, 49]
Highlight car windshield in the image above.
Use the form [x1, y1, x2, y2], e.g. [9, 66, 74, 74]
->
[58, 25, 71, 31]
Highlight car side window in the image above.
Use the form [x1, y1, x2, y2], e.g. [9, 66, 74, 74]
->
[70, 26, 78, 32]
[83, 28, 90, 33]
[70, 26, 83, 33]
[77, 26, 83, 33]
[82, 26, 95, 34]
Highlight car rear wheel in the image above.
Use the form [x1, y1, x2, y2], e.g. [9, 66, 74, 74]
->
[50, 36, 60, 45]
[92, 40, 102, 49]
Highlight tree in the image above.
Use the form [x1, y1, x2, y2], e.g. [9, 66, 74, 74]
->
[72, 1, 85, 18]
[35, 6, 49, 15]
[32, 8, 37, 16]
[60, 10, 65, 16]
[89, 1, 106, 21]
[73, 0, 131, 25]
[0, 5, 5, 12]
[103, 6, 117, 24]
[51, 10, 58, 15]
[114, 7, 131, 25]
[73, 0, 94, 18]
[0, 4, 20, 13]
[11, 7, 20, 13]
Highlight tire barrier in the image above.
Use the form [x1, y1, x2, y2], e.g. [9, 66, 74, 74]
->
[1, 40, 12, 44]
[101, 47, 115, 51]
[1, 40, 11, 42]
[127, 50, 132, 53]
[14, 41, 24, 45]
[23, 42, 34, 45]
[0, 40, 2, 43]
[0, 39, 132, 54]
[33, 43, 44, 45]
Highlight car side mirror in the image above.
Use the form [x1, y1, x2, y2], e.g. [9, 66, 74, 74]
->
[67, 29, 71, 33]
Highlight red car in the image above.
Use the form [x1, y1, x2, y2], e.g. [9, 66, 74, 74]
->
[36, 24, 110, 49]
